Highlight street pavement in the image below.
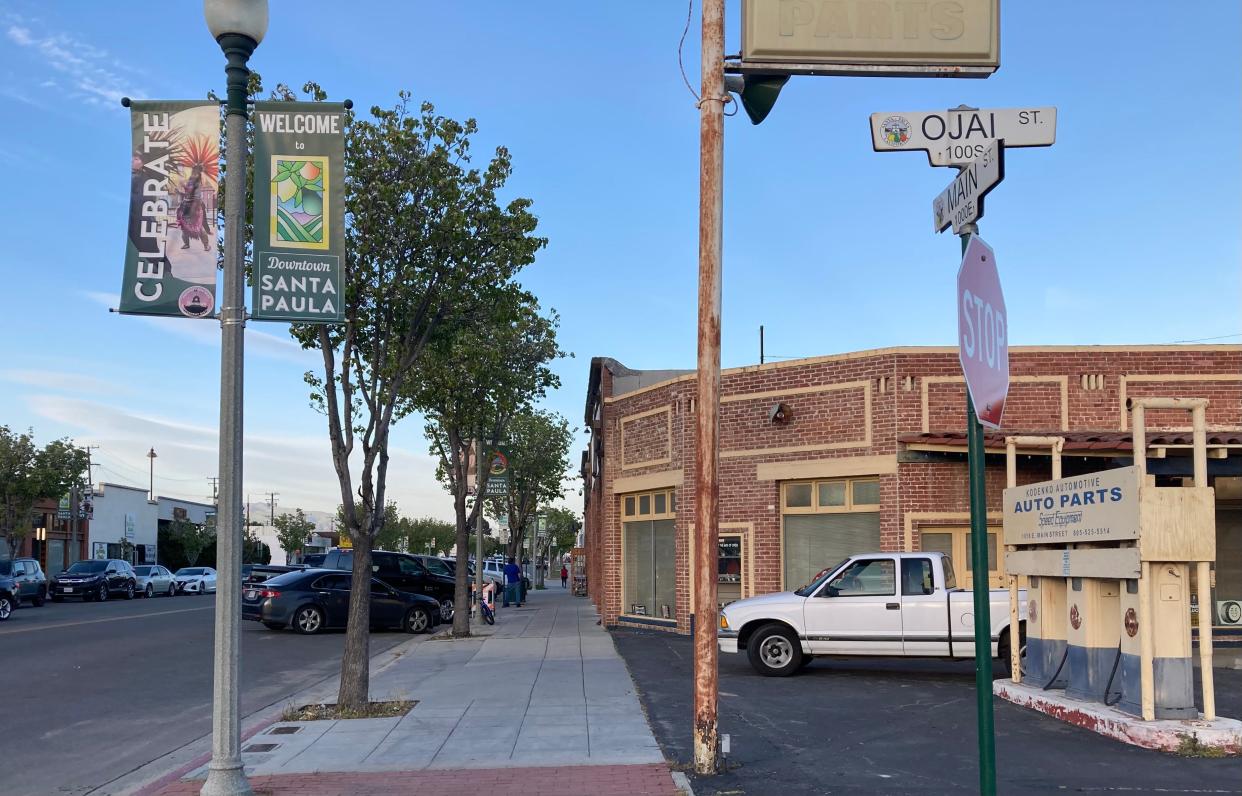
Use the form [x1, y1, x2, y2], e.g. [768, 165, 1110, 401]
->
[2, 592, 408, 795]
[614, 627, 1242, 796]
[136, 587, 680, 796]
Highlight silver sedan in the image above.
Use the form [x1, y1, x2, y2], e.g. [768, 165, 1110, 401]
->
[133, 565, 177, 598]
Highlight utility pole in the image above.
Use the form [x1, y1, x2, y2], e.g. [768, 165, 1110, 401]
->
[208, 476, 219, 504]
[266, 492, 279, 526]
[72, 446, 99, 566]
[759, 325, 764, 365]
[147, 447, 158, 501]
[245, 493, 250, 529]
[475, 435, 485, 617]
[693, 0, 724, 776]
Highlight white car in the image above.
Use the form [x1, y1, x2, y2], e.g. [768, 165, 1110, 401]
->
[719, 552, 1025, 677]
[133, 565, 177, 598]
[173, 567, 217, 594]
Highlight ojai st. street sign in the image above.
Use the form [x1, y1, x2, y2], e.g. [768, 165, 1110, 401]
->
[957, 235, 1008, 429]
[934, 139, 1004, 233]
[870, 106, 1056, 166]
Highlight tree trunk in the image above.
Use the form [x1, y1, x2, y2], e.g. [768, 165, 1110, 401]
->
[451, 488, 471, 636]
[337, 529, 373, 709]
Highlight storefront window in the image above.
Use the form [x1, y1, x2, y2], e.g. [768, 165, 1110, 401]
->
[919, 527, 1003, 588]
[621, 489, 676, 619]
[782, 476, 884, 589]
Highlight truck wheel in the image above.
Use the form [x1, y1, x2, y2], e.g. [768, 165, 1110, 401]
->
[747, 623, 803, 677]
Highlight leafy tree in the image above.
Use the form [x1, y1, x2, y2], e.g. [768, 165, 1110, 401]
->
[484, 409, 573, 573]
[536, 506, 581, 585]
[417, 296, 563, 636]
[273, 509, 317, 562]
[256, 86, 546, 709]
[0, 428, 89, 558]
[171, 518, 214, 567]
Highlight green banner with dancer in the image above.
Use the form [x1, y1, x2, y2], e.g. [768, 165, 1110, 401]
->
[120, 100, 220, 318]
[251, 101, 346, 323]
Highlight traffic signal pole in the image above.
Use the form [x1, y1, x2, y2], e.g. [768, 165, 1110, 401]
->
[960, 223, 997, 795]
[693, 0, 724, 777]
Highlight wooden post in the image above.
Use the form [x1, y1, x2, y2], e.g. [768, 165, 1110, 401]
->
[1192, 404, 1215, 720]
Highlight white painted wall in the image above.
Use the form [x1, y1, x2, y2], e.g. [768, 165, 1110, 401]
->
[89, 483, 158, 561]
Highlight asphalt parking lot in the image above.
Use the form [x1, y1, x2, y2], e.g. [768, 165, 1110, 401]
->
[613, 628, 1242, 796]
[3, 593, 412, 796]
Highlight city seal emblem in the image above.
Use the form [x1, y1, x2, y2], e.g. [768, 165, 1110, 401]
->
[881, 115, 911, 147]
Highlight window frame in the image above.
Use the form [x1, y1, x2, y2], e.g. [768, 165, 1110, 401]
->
[781, 477, 882, 514]
[620, 489, 676, 521]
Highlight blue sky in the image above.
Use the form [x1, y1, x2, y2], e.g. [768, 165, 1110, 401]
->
[1, 1, 1238, 520]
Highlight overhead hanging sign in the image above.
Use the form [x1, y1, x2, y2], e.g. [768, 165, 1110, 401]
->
[740, 0, 999, 75]
[870, 106, 1056, 166]
[251, 102, 346, 323]
[120, 100, 220, 318]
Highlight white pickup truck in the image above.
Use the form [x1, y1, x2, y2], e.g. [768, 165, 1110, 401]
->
[718, 552, 1026, 676]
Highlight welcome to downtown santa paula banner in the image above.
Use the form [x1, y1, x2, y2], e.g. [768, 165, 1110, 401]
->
[251, 101, 346, 323]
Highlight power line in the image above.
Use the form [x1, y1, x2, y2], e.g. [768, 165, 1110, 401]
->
[1169, 332, 1242, 344]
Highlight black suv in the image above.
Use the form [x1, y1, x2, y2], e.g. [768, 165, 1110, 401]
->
[50, 559, 138, 601]
[0, 558, 47, 606]
[321, 549, 457, 621]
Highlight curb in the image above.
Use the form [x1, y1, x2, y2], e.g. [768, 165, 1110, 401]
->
[995, 678, 1242, 755]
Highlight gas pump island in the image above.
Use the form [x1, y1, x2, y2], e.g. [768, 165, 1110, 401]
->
[995, 399, 1241, 753]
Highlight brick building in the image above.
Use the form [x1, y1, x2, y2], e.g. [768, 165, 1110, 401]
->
[581, 345, 1242, 635]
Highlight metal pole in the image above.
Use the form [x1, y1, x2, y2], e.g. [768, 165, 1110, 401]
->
[961, 228, 996, 795]
[693, 0, 724, 776]
[201, 31, 256, 796]
[759, 325, 765, 365]
[475, 436, 484, 615]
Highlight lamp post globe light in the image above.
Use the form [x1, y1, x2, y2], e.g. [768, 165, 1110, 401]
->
[201, 2, 266, 795]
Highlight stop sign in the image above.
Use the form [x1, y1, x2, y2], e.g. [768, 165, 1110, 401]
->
[957, 235, 1008, 429]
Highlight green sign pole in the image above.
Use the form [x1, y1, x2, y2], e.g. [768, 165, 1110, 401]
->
[961, 229, 997, 795]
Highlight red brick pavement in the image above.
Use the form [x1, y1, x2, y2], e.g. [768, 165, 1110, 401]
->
[153, 764, 681, 796]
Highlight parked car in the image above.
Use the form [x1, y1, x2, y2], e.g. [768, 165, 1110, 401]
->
[300, 553, 326, 568]
[133, 565, 177, 598]
[242, 569, 441, 635]
[243, 564, 304, 585]
[0, 557, 47, 606]
[320, 549, 457, 622]
[49, 559, 138, 601]
[718, 552, 1026, 677]
[0, 575, 18, 620]
[173, 567, 217, 594]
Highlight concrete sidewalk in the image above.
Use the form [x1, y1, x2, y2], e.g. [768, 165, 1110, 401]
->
[146, 588, 678, 794]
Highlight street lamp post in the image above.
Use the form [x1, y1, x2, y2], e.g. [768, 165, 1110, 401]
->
[147, 447, 158, 501]
[202, 2, 267, 794]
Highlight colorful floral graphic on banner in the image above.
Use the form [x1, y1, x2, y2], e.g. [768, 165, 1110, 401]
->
[120, 100, 220, 317]
[270, 157, 329, 249]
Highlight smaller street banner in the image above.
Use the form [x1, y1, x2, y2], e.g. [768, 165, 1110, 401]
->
[120, 100, 220, 318]
[483, 446, 511, 497]
[251, 101, 346, 323]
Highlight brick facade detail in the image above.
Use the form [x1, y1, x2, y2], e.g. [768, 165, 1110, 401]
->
[582, 346, 1242, 633]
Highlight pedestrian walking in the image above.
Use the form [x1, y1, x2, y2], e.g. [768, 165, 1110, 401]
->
[560, 565, 569, 588]
[503, 556, 523, 608]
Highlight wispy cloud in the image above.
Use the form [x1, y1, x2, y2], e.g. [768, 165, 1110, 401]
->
[6, 20, 145, 108]
[0, 369, 130, 396]
[25, 394, 450, 520]
[81, 291, 314, 364]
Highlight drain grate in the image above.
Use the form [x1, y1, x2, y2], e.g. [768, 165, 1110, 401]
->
[267, 726, 302, 735]
[242, 743, 279, 753]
